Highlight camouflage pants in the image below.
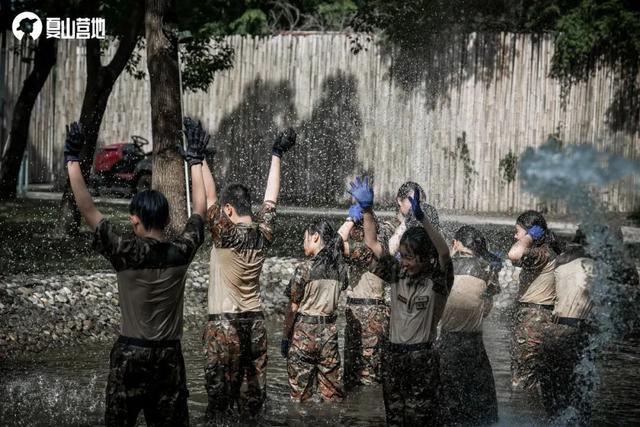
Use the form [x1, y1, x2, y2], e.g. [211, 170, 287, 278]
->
[202, 318, 267, 418]
[288, 320, 344, 402]
[344, 303, 389, 387]
[105, 339, 189, 427]
[381, 345, 441, 426]
[510, 305, 554, 393]
[541, 322, 593, 424]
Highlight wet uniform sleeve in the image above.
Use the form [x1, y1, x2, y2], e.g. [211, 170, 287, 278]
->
[175, 214, 205, 261]
[485, 267, 502, 297]
[285, 261, 311, 305]
[521, 245, 550, 271]
[432, 258, 455, 297]
[369, 254, 401, 284]
[206, 202, 236, 247]
[92, 218, 136, 271]
[255, 202, 277, 246]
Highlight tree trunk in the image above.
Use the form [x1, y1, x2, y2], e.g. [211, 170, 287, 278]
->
[59, 2, 145, 235]
[145, 0, 187, 235]
[0, 37, 57, 200]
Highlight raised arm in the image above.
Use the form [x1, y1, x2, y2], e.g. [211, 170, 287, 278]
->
[264, 128, 296, 205]
[65, 122, 103, 231]
[202, 160, 217, 209]
[348, 176, 384, 259]
[337, 204, 364, 256]
[508, 226, 543, 263]
[408, 192, 450, 268]
[182, 117, 210, 218]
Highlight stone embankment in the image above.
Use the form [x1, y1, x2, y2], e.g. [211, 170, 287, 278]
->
[0, 258, 520, 358]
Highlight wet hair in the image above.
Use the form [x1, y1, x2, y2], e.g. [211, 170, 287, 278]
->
[221, 184, 252, 216]
[129, 190, 169, 231]
[454, 225, 502, 268]
[396, 181, 426, 202]
[306, 219, 347, 279]
[399, 226, 439, 267]
[516, 210, 565, 254]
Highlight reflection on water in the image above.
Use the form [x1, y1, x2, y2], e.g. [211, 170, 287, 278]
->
[1, 315, 639, 426]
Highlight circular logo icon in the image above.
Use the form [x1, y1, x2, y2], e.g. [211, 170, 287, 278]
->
[12, 12, 43, 41]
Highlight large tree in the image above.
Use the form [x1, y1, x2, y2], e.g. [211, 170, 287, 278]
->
[58, 0, 145, 234]
[0, 0, 64, 199]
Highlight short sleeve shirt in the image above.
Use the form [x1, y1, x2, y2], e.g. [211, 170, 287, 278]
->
[371, 254, 454, 344]
[206, 202, 276, 314]
[92, 214, 205, 340]
[518, 244, 557, 305]
[285, 255, 349, 317]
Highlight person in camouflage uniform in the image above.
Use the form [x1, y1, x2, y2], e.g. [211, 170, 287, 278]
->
[281, 219, 349, 402]
[350, 176, 453, 426]
[201, 128, 296, 420]
[338, 205, 391, 387]
[66, 119, 208, 426]
[508, 211, 563, 399]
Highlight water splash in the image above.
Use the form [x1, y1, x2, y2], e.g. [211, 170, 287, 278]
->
[0, 373, 103, 425]
[518, 137, 640, 424]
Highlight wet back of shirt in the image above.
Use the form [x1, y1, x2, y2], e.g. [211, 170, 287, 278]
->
[93, 214, 205, 340]
[207, 202, 276, 314]
[285, 254, 349, 317]
[345, 219, 395, 300]
[553, 246, 595, 319]
[518, 244, 557, 305]
[439, 255, 499, 333]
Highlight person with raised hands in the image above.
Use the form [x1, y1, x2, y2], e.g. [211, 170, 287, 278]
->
[348, 175, 453, 426]
[199, 125, 296, 421]
[507, 210, 563, 408]
[66, 119, 207, 426]
[337, 199, 393, 388]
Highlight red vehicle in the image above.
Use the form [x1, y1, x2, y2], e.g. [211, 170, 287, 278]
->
[90, 135, 152, 195]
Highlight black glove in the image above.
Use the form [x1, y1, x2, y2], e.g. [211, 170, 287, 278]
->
[181, 117, 210, 166]
[272, 127, 296, 158]
[64, 122, 84, 163]
[280, 339, 290, 358]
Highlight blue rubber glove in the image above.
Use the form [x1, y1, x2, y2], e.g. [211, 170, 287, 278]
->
[280, 339, 290, 358]
[64, 122, 84, 163]
[348, 176, 374, 209]
[407, 190, 425, 222]
[527, 225, 545, 242]
[347, 204, 363, 224]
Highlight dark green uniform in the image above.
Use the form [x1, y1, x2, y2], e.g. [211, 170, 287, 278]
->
[94, 214, 205, 427]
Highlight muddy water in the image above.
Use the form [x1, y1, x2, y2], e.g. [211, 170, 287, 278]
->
[1, 314, 639, 426]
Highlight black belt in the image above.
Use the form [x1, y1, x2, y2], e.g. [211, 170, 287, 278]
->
[297, 314, 337, 324]
[347, 297, 386, 306]
[117, 335, 180, 348]
[553, 316, 586, 328]
[208, 312, 264, 321]
[519, 302, 554, 311]
[386, 341, 432, 353]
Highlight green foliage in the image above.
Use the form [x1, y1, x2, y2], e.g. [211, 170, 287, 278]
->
[498, 150, 518, 184]
[230, 8, 269, 35]
[181, 37, 234, 92]
[441, 131, 478, 190]
[550, 0, 640, 99]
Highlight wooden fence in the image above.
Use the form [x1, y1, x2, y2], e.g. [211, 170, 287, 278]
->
[1, 31, 638, 212]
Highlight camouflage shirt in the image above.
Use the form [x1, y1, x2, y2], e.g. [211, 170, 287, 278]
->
[206, 202, 276, 314]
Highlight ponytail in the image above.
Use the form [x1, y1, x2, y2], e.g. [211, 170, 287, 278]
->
[306, 219, 347, 281]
